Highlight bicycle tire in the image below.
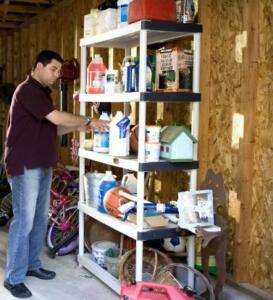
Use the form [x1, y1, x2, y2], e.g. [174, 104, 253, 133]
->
[47, 205, 78, 256]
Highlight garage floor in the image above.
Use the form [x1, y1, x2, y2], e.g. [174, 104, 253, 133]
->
[0, 226, 272, 300]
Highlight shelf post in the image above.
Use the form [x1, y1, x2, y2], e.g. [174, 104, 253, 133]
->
[190, 32, 201, 190]
[135, 29, 147, 282]
[79, 45, 87, 258]
[188, 31, 201, 286]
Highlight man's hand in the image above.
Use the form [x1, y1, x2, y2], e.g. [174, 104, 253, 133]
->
[77, 119, 109, 132]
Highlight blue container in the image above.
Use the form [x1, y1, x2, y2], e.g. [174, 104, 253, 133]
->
[98, 171, 118, 213]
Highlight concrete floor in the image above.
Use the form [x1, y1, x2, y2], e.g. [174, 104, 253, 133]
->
[0, 226, 272, 300]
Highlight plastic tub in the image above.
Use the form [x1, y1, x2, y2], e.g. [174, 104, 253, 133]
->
[83, 172, 104, 208]
[104, 247, 120, 277]
[91, 240, 118, 269]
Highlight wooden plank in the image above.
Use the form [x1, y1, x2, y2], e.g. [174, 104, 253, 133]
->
[197, 0, 211, 184]
[233, 0, 259, 282]
[1, 14, 29, 22]
[12, 0, 53, 4]
[12, 31, 20, 84]
[0, 5, 42, 13]
[0, 22, 18, 28]
[6, 34, 13, 81]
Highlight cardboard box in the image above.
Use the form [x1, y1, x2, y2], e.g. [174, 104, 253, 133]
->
[127, 213, 169, 228]
[156, 48, 179, 91]
[156, 48, 193, 92]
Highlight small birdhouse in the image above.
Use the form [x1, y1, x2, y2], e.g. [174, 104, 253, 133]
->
[160, 125, 197, 160]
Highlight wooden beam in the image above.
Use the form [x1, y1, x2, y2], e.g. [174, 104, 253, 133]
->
[0, 14, 28, 22]
[0, 5, 42, 13]
[10, 0, 52, 4]
[198, 0, 211, 185]
[0, 22, 18, 28]
[233, 0, 259, 282]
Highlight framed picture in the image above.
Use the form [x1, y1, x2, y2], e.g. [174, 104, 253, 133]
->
[177, 190, 214, 230]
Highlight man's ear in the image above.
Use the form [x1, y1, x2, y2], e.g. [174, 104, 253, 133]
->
[36, 62, 44, 70]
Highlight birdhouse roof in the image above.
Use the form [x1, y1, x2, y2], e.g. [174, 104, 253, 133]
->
[161, 125, 197, 144]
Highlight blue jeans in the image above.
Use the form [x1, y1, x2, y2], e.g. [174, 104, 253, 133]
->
[5, 167, 52, 284]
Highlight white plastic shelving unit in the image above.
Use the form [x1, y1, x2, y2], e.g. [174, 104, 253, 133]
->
[78, 20, 202, 294]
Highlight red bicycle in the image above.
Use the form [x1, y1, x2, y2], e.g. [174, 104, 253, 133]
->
[47, 165, 79, 257]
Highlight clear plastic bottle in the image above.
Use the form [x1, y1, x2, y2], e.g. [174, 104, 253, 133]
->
[93, 111, 110, 153]
[87, 54, 106, 94]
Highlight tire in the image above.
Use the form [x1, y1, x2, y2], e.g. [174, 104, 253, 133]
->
[47, 205, 78, 256]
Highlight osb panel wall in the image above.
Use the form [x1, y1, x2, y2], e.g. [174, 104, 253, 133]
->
[199, 0, 273, 293]
[248, 0, 273, 291]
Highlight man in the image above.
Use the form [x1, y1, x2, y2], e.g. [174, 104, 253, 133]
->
[3, 50, 108, 298]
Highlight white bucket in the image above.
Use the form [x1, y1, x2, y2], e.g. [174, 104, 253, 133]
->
[91, 240, 118, 269]
[145, 143, 161, 162]
[145, 125, 161, 143]
[83, 172, 105, 208]
[104, 247, 120, 278]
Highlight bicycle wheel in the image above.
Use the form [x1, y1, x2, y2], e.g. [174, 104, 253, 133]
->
[47, 205, 78, 256]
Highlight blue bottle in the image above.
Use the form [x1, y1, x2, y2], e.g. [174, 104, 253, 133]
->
[98, 171, 118, 213]
[135, 56, 153, 92]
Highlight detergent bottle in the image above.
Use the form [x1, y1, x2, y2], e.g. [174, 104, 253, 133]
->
[98, 171, 118, 213]
[109, 111, 130, 156]
[93, 111, 110, 153]
[135, 56, 152, 92]
[87, 54, 106, 94]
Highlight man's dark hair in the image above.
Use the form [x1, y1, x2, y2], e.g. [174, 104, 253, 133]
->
[32, 50, 63, 71]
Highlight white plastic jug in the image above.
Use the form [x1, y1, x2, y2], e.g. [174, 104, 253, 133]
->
[121, 173, 137, 194]
[93, 111, 110, 153]
[109, 111, 130, 156]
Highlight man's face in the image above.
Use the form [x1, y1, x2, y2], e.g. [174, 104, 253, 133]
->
[36, 59, 62, 87]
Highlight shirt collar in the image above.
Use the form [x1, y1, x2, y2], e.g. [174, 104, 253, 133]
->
[26, 75, 52, 94]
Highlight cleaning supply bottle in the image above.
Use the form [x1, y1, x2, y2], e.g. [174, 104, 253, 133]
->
[135, 56, 152, 92]
[109, 111, 130, 156]
[98, 171, 118, 213]
[87, 54, 106, 94]
[93, 111, 110, 153]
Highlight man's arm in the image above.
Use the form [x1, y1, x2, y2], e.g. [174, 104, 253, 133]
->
[46, 109, 109, 136]
[46, 110, 88, 128]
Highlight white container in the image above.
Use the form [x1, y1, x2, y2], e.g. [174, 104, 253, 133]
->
[105, 70, 118, 94]
[109, 111, 130, 156]
[104, 247, 120, 277]
[93, 112, 110, 153]
[83, 172, 105, 208]
[91, 240, 118, 268]
[117, 0, 132, 28]
[145, 143, 161, 162]
[96, 8, 118, 34]
[84, 9, 98, 37]
[121, 173, 137, 194]
[145, 125, 161, 143]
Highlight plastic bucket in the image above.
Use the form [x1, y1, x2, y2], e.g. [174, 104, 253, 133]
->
[145, 125, 161, 143]
[104, 247, 120, 277]
[145, 143, 161, 161]
[91, 240, 118, 269]
[84, 172, 104, 208]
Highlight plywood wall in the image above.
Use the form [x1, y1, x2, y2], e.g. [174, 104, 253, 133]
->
[199, 0, 273, 293]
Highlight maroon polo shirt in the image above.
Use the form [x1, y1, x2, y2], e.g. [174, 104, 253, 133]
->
[4, 75, 57, 177]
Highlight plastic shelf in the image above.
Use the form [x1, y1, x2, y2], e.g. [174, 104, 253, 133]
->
[79, 91, 201, 103]
[80, 20, 202, 48]
[78, 202, 190, 241]
[79, 148, 199, 172]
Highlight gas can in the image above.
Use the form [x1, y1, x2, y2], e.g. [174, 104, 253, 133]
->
[120, 281, 193, 300]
